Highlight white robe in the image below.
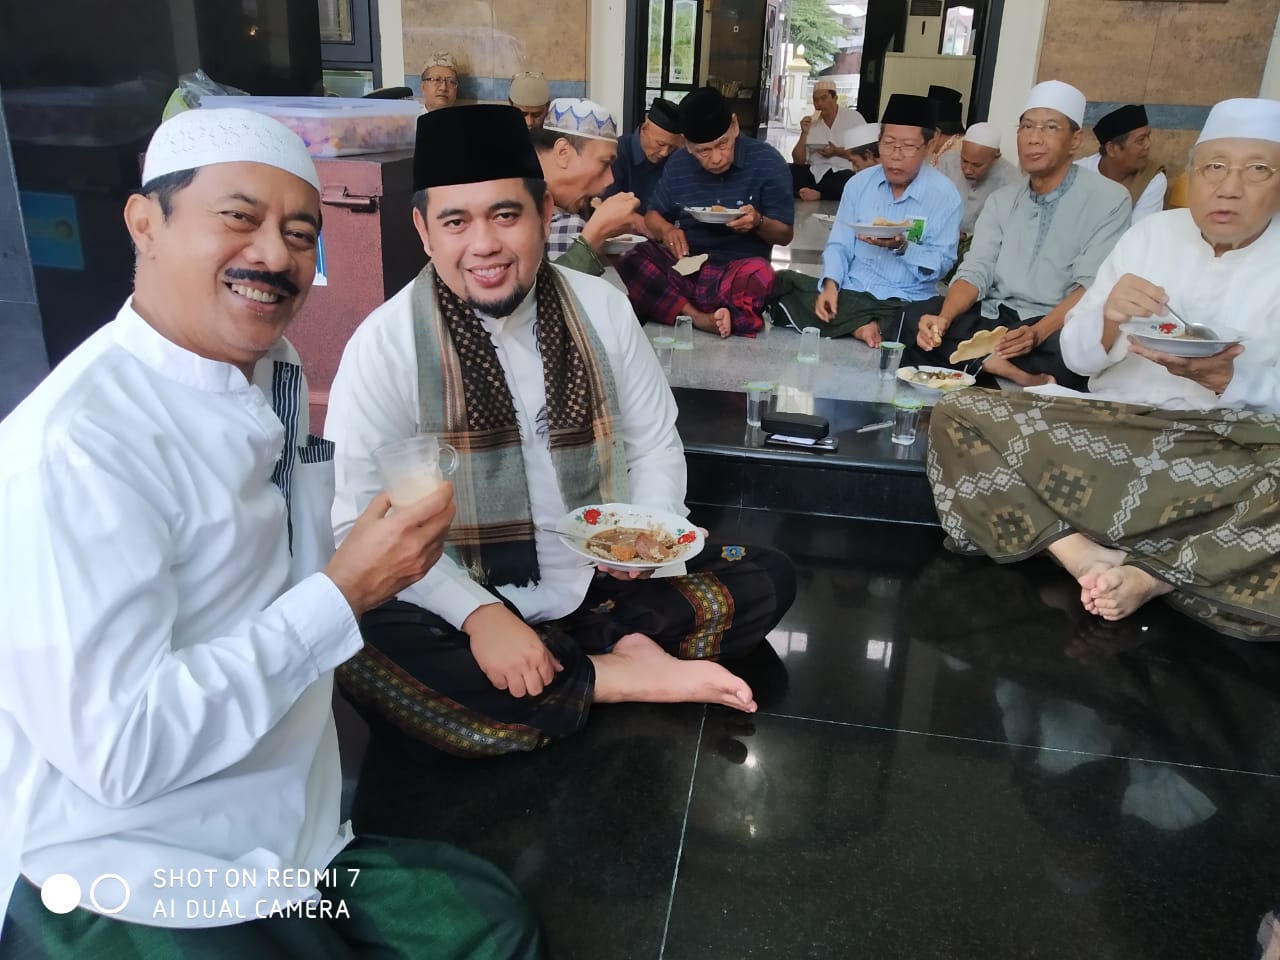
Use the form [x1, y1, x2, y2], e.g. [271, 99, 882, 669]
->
[1058, 209, 1280, 412]
[1075, 153, 1167, 224]
[0, 301, 362, 927]
[325, 266, 687, 629]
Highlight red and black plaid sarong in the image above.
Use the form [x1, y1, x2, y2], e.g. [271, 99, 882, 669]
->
[616, 241, 775, 336]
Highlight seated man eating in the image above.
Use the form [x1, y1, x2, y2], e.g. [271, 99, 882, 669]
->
[901, 80, 1132, 388]
[326, 105, 796, 757]
[617, 87, 794, 337]
[530, 98, 641, 278]
[927, 97, 1280, 641]
[771, 94, 961, 346]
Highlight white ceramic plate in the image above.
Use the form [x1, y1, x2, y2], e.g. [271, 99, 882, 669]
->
[852, 223, 911, 239]
[601, 233, 647, 255]
[685, 206, 745, 224]
[897, 365, 976, 400]
[812, 213, 836, 227]
[555, 503, 704, 570]
[1120, 320, 1245, 358]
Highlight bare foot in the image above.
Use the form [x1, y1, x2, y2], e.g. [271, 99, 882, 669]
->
[982, 355, 1056, 388]
[1085, 566, 1173, 621]
[590, 633, 757, 712]
[798, 187, 821, 201]
[1048, 533, 1125, 581]
[689, 306, 732, 338]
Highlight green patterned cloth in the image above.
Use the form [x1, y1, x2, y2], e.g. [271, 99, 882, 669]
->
[928, 388, 1280, 640]
[0, 837, 541, 959]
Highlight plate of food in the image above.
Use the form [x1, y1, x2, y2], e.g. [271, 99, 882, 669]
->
[852, 218, 912, 239]
[897, 365, 976, 400]
[685, 205, 745, 224]
[1120, 319, 1245, 358]
[555, 503, 704, 569]
[602, 233, 647, 255]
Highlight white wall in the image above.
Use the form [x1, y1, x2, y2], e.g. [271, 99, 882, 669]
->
[985, 0, 1050, 128]
[378, 0, 405, 89]
[589, 0, 628, 122]
[1259, 8, 1280, 99]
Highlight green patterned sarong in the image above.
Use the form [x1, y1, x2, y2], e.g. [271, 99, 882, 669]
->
[928, 388, 1280, 640]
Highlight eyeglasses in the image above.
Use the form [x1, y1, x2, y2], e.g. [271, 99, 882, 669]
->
[1193, 161, 1278, 185]
[879, 140, 924, 156]
[422, 76, 458, 87]
[1017, 120, 1068, 136]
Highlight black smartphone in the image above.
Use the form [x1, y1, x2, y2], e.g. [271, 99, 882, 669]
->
[760, 411, 829, 440]
[765, 434, 838, 452]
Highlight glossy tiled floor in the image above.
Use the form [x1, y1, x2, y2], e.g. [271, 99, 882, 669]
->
[341, 508, 1280, 959]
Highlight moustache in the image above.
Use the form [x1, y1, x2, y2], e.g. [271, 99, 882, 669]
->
[223, 267, 299, 298]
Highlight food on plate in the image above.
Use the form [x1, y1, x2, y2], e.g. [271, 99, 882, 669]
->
[948, 326, 1009, 364]
[709, 204, 729, 212]
[871, 217, 912, 227]
[586, 526, 680, 564]
[905, 368, 969, 387]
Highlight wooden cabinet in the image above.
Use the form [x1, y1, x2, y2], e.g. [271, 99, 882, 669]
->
[705, 0, 769, 136]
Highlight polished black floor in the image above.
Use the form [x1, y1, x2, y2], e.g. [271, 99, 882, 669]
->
[340, 508, 1280, 960]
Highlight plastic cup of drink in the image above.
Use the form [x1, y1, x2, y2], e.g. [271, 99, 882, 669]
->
[744, 380, 775, 427]
[798, 326, 821, 364]
[653, 334, 676, 374]
[373, 434, 459, 507]
[674, 315, 695, 350]
[891, 397, 925, 446]
[879, 341, 905, 381]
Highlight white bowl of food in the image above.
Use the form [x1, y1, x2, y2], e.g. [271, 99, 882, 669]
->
[555, 503, 704, 569]
[897, 365, 976, 400]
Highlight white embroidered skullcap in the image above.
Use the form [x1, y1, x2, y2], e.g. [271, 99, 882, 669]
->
[141, 107, 319, 191]
[509, 72, 551, 107]
[964, 121, 1001, 150]
[545, 98, 618, 141]
[814, 78, 838, 93]
[1022, 80, 1086, 127]
[421, 51, 457, 76]
[846, 122, 880, 148]
[1195, 98, 1280, 145]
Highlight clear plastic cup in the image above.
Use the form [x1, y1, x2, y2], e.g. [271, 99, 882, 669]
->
[879, 341, 905, 381]
[798, 326, 821, 364]
[373, 434, 459, 507]
[652, 334, 676, 374]
[674, 315, 695, 350]
[744, 380, 775, 427]
[891, 397, 924, 446]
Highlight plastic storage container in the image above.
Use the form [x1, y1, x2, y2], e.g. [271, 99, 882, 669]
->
[198, 96, 422, 157]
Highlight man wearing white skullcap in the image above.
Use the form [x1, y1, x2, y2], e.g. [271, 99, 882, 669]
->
[0, 107, 541, 955]
[926, 97, 1280, 641]
[936, 120, 1024, 237]
[528, 98, 643, 277]
[901, 79, 1131, 388]
[420, 50, 460, 110]
[791, 77, 868, 200]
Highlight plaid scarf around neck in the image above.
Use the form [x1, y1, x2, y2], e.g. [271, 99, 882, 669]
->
[410, 261, 629, 587]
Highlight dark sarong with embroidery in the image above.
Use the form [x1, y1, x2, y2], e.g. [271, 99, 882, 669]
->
[928, 389, 1280, 640]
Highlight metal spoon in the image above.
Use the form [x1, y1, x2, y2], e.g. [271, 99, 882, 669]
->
[1163, 306, 1220, 341]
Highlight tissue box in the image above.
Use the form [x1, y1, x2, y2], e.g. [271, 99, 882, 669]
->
[198, 96, 422, 157]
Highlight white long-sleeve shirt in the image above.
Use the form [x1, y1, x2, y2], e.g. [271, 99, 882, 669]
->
[1058, 209, 1280, 411]
[0, 301, 362, 928]
[326, 266, 686, 629]
[1075, 154, 1167, 224]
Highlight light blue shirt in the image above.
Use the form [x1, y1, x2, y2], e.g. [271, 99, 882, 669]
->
[820, 163, 963, 302]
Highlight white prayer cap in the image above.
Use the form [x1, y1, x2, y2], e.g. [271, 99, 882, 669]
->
[847, 122, 880, 148]
[964, 121, 1001, 150]
[814, 78, 838, 93]
[1195, 97, 1280, 145]
[509, 72, 551, 107]
[142, 108, 320, 192]
[1022, 80, 1086, 127]
[421, 51, 458, 76]
[545, 98, 618, 141]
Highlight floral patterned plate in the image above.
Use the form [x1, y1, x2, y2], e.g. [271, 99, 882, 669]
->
[555, 502, 704, 569]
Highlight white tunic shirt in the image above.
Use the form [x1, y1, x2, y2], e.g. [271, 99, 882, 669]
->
[806, 105, 868, 179]
[0, 302, 363, 927]
[1075, 153, 1167, 224]
[326, 266, 687, 629]
[1059, 209, 1280, 411]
